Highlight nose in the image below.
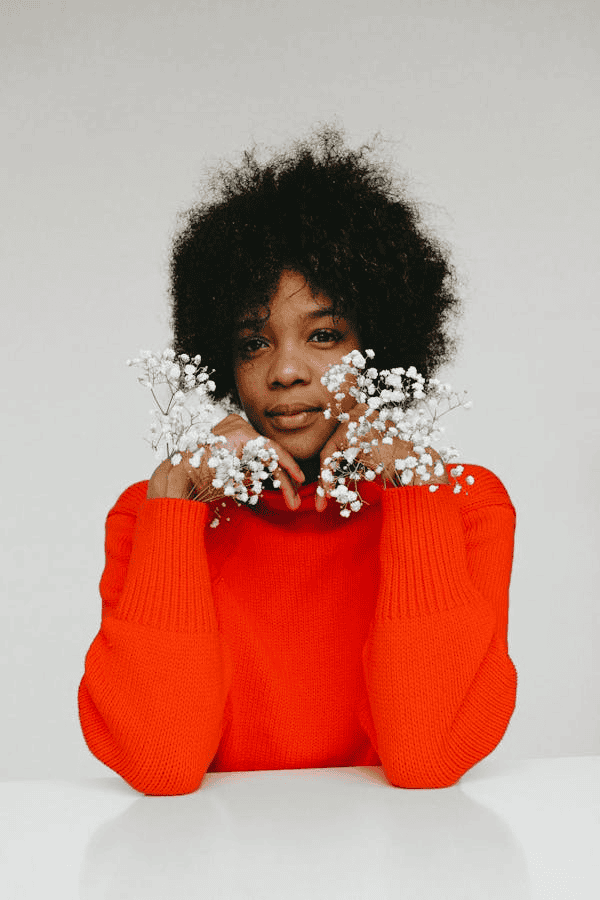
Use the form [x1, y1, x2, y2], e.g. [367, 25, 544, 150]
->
[267, 342, 311, 388]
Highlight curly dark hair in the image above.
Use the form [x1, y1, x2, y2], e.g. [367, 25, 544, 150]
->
[170, 126, 461, 404]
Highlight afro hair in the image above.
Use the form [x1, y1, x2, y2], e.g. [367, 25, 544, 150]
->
[170, 126, 461, 404]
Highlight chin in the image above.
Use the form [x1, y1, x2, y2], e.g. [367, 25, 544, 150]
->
[273, 427, 334, 462]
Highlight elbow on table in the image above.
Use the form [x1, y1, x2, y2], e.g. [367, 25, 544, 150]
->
[380, 725, 513, 789]
[78, 681, 221, 796]
[110, 752, 210, 796]
[382, 764, 463, 790]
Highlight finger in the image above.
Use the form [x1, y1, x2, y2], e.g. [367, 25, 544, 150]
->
[315, 490, 327, 513]
[269, 444, 305, 486]
[315, 442, 335, 512]
[275, 467, 301, 510]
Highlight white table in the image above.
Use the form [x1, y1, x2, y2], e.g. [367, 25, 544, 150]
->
[2, 757, 599, 899]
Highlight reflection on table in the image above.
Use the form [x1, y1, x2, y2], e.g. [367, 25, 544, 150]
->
[2, 756, 599, 899]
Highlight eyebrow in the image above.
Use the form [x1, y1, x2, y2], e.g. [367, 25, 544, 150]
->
[235, 306, 341, 333]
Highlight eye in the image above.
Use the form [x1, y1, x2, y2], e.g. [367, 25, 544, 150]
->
[237, 336, 266, 357]
[310, 329, 342, 343]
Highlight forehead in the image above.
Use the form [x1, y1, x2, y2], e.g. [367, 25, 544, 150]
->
[236, 272, 344, 331]
[235, 301, 340, 332]
[234, 270, 353, 332]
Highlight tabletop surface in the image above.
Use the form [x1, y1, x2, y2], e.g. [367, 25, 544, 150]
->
[2, 756, 600, 900]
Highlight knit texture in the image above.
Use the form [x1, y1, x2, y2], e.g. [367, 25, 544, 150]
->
[78, 464, 517, 795]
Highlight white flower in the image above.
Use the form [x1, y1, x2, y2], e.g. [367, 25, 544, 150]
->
[133, 347, 473, 523]
[343, 350, 366, 368]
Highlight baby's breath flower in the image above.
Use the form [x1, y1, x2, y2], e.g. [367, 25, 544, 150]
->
[129, 349, 283, 524]
[318, 350, 474, 516]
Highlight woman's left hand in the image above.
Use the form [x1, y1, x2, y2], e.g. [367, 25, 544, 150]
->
[315, 404, 449, 512]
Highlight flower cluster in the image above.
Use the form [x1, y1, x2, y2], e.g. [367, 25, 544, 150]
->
[319, 349, 474, 517]
[127, 349, 280, 526]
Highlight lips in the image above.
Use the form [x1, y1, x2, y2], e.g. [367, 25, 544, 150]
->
[266, 406, 322, 431]
[266, 404, 322, 417]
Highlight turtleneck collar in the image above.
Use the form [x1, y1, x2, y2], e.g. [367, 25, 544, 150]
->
[256, 478, 383, 513]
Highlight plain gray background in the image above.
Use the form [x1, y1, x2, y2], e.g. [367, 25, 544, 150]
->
[1, 0, 598, 779]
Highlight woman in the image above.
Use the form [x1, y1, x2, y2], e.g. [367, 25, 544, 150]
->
[78, 128, 517, 795]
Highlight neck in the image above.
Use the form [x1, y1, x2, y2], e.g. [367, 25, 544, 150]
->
[297, 456, 322, 485]
[263, 455, 321, 491]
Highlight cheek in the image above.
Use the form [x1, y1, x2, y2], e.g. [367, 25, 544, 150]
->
[233, 366, 257, 414]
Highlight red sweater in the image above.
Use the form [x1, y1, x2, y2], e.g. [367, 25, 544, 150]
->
[78, 464, 517, 795]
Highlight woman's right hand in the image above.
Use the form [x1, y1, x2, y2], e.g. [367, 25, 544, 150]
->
[146, 414, 305, 511]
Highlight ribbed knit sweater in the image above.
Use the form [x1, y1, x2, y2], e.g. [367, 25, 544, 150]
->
[78, 463, 517, 796]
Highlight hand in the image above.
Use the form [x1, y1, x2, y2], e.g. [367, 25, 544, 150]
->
[315, 404, 449, 512]
[147, 414, 305, 511]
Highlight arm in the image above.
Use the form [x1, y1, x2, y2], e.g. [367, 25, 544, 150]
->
[360, 466, 517, 788]
[78, 482, 233, 795]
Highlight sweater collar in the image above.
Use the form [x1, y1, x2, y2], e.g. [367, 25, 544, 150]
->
[256, 478, 383, 513]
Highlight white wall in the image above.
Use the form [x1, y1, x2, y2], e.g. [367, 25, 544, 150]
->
[1, 0, 598, 778]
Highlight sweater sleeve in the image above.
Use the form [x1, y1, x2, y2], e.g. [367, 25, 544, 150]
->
[78, 482, 233, 796]
[360, 465, 517, 788]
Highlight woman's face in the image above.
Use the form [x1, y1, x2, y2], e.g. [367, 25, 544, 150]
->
[233, 270, 361, 463]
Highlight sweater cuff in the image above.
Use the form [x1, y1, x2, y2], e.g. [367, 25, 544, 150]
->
[378, 485, 481, 620]
[115, 499, 217, 633]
